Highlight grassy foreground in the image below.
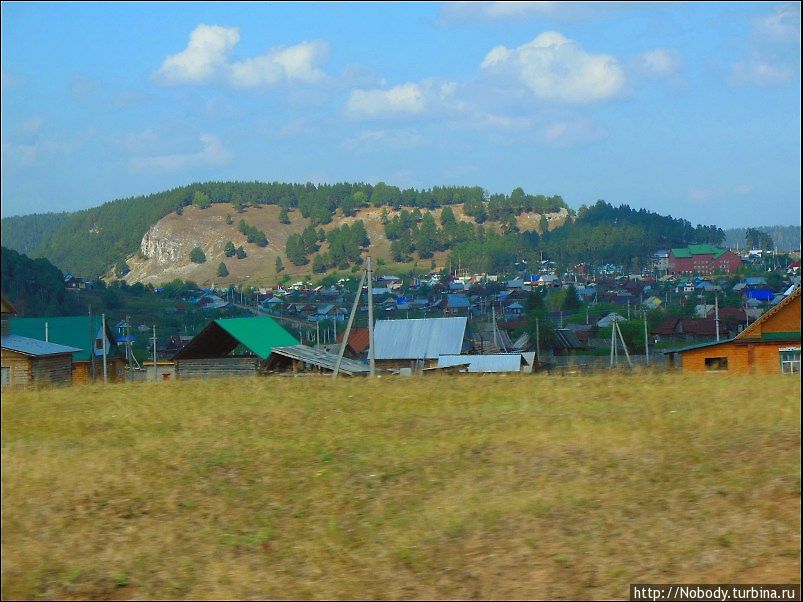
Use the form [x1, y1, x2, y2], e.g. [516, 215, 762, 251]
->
[2, 374, 800, 600]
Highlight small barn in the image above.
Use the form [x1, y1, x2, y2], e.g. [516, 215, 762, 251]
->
[10, 316, 125, 383]
[372, 316, 472, 371]
[333, 327, 370, 360]
[665, 286, 800, 374]
[172, 316, 299, 379]
[2, 296, 80, 388]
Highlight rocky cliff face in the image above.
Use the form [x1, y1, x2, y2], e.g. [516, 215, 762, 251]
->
[140, 224, 186, 266]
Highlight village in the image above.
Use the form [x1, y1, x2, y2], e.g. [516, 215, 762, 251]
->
[2, 244, 800, 387]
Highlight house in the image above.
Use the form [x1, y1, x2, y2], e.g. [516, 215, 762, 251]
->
[333, 327, 371, 360]
[667, 245, 742, 275]
[651, 317, 727, 343]
[10, 315, 126, 383]
[1, 296, 80, 388]
[596, 313, 626, 328]
[172, 316, 299, 379]
[372, 316, 472, 371]
[664, 286, 800, 373]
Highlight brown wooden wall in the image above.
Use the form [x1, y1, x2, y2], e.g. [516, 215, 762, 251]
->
[72, 359, 126, 384]
[679, 341, 795, 374]
[175, 357, 260, 379]
[1, 350, 72, 388]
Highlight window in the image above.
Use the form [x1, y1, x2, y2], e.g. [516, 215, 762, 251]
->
[704, 357, 729, 371]
[780, 348, 800, 374]
[1, 366, 9, 387]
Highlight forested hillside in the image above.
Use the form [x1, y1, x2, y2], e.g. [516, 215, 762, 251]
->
[0, 247, 77, 316]
[723, 225, 800, 252]
[1, 212, 72, 254]
[1, 181, 569, 278]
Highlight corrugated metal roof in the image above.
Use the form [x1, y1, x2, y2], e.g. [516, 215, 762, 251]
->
[1, 334, 82, 357]
[437, 353, 523, 373]
[269, 345, 369, 375]
[373, 317, 467, 359]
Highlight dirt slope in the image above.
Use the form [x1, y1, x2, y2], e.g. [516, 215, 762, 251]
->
[123, 204, 568, 286]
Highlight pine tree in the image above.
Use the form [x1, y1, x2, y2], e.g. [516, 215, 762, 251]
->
[275, 256, 284, 273]
[224, 241, 236, 257]
[236, 246, 247, 259]
[217, 262, 229, 277]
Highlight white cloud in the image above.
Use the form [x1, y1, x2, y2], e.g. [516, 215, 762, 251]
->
[129, 133, 232, 172]
[635, 49, 680, 76]
[730, 58, 792, 86]
[154, 24, 240, 85]
[229, 40, 329, 87]
[483, 2, 556, 17]
[153, 24, 329, 87]
[539, 119, 607, 148]
[346, 80, 458, 119]
[754, 4, 801, 44]
[480, 31, 625, 103]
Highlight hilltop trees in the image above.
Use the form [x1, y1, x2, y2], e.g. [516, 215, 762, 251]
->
[192, 190, 211, 209]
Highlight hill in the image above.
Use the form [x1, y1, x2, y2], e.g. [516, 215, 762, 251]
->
[723, 225, 801, 252]
[0, 211, 72, 254]
[124, 202, 568, 286]
[2, 374, 799, 599]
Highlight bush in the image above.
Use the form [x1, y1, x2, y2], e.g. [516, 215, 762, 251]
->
[190, 247, 207, 264]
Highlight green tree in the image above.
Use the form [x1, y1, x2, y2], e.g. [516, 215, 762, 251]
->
[192, 190, 211, 209]
[440, 206, 456, 229]
[561, 284, 581, 312]
[539, 214, 549, 234]
[279, 206, 290, 224]
[217, 262, 229, 277]
[275, 256, 284, 273]
[225, 214, 233, 225]
[312, 253, 327, 273]
[189, 247, 206, 263]
[235, 246, 247, 259]
[114, 260, 130, 278]
[224, 241, 236, 257]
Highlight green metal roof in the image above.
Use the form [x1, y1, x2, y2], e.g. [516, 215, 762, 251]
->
[670, 245, 728, 259]
[9, 316, 119, 362]
[214, 317, 299, 359]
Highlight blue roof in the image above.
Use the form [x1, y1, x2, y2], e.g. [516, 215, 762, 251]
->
[1, 335, 82, 357]
[747, 289, 775, 301]
[446, 294, 471, 308]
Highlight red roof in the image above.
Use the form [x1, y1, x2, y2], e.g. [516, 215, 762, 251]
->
[334, 328, 370, 353]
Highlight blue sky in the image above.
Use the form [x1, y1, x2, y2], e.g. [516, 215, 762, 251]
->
[1, 1, 800, 228]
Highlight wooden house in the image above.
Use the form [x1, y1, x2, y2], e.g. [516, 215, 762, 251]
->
[9, 315, 126, 383]
[2, 295, 80, 388]
[665, 286, 800, 374]
[172, 316, 299, 379]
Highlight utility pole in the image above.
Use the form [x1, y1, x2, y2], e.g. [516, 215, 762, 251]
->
[89, 305, 96, 381]
[643, 310, 650, 366]
[715, 294, 720, 342]
[367, 255, 375, 376]
[101, 314, 108, 383]
[333, 270, 367, 378]
[535, 317, 541, 363]
[152, 325, 157, 382]
[615, 320, 633, 368]
[45, 321, 49, 342]
[316, 320, 320, 348]
[610, 318, 616, 368]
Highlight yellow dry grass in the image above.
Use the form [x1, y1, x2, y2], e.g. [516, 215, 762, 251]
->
[2, 374, 800, 600]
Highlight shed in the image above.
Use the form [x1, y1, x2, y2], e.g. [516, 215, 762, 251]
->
[2, 330, 80, 389]
[10, 316, 125, 383]
[373, 316, 471, 369]
[172, 316, 299, 379]
[437, 353, 525, 373]
[265, 345, 369, 376]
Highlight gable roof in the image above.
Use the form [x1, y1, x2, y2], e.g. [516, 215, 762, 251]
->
[174, 317, 299, 360]
[1, 334, 81, 357]
[9, 316, 118, 362]
[736, 286, 800, 341]
[670, 244, 730, 259]
[373, 317, 468, 360]
[334, 327, 370, 353]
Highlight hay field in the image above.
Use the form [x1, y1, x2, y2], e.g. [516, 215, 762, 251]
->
[2, 374, 800, 599]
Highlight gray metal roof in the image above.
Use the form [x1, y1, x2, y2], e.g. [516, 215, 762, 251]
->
[437, 353, 524, 373]
[1, 335, 82, 357]
[269, 345, 370, 375]
[373, 316, 467, 360]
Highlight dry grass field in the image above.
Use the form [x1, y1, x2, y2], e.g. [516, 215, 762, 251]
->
[2, 374, 800, 600]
